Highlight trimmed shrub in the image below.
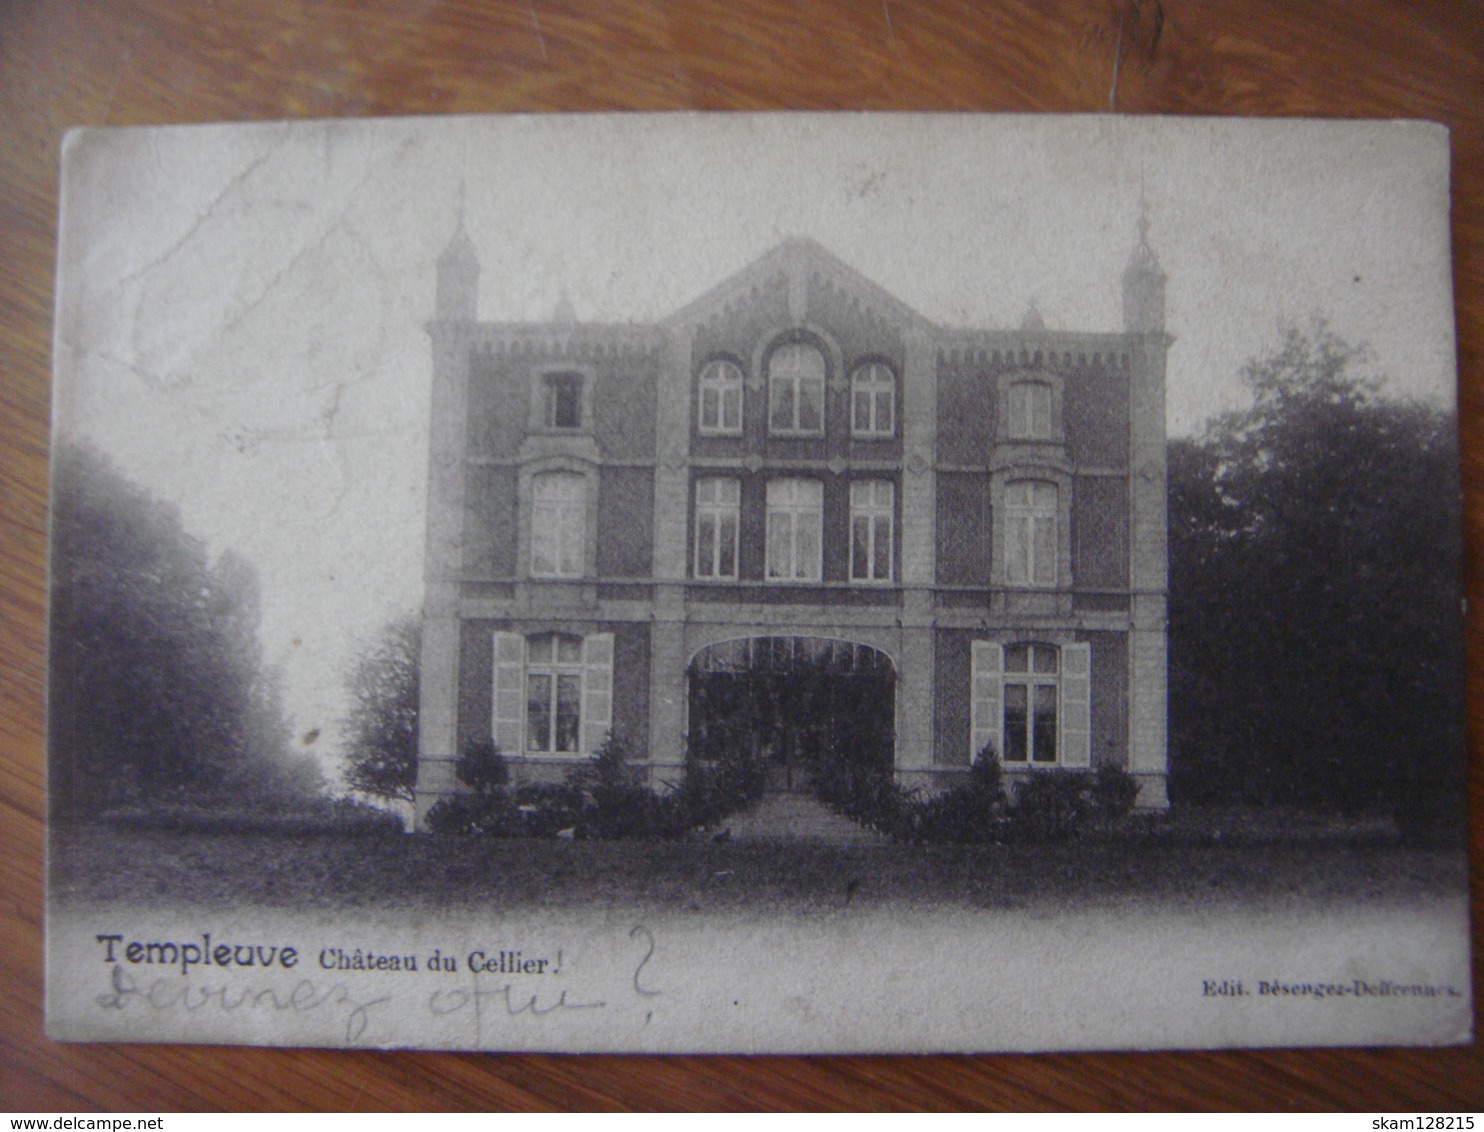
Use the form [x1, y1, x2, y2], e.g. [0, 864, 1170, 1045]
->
[426, 739, 516, 836]
[1091, 764, 1141, 821]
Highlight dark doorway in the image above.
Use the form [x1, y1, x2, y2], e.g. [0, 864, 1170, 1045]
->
[688, 637, 895, 794]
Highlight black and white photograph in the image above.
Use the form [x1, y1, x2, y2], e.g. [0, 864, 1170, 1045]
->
[45, 113, 1470, 1053]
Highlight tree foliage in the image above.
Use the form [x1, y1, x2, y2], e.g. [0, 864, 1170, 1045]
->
[1168, 324, 1465, 839]
[341, 615, 421, 804]
[49, 444, 322, 817]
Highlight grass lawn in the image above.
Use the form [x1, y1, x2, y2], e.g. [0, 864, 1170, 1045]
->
[49, 823, 1467, 917]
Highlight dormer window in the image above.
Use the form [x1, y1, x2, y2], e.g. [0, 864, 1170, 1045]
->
[767, 343, 825, 435]
[544, 372, 584, 429]
[1006, 380, 1053, 440]
[850, 362, 895, 438]
[698, 360, 744, 435]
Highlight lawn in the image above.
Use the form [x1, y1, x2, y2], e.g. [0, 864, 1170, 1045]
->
[49, 821, 1467, 917]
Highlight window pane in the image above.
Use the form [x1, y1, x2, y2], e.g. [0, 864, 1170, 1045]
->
[1006, 517, 1028, 584]
[1032, 385, 1052, 437]
[696, 513, 716, 576]
[701, 386, 719, 429]
[798, 377, 823, 430]
[557, 635, 582, 663]
[547, 374, 582, 428]
[853, 388, 870, 431]
[770, 377, 794, 430]
[766, 512, 791, 578]
[872, 515, 891, 579]
[723, 387, 742, 430]
[1006, 481, 1030, 508]
[1004, 643, 1029, 673]
[1033, 683, 1057, 762]
[532, 525, 558, 576]
[718, 514, 737, 576]
[1032, 645, 1058, 674]
[1004, 683, 1028, 762]
[555, 674, 581, 752]
[797, 512, 821, 578]
[851, 514, 869, 579]
[876, 389, 893, 433]
[1033, 516, 1056, 584]
[527, 673, 552, 751]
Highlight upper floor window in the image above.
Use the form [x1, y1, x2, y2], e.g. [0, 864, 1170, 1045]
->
[1006, 380, 1053, 440]
[849, 480, 894, 582]
[1004, 479, 1057, 587]
[543, 372, 584, 429]
[531, 471, 585, 578]
[694, 477, 741, 580]
[851, 363, 895, 438]
[765, 478, 823, 581]
[698, 360, 744, 435]
[767, 343, 825, 435]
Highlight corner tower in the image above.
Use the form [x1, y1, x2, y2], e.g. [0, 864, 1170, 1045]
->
[415, 212, 480, 828]
[1122, 206, 1171, 807]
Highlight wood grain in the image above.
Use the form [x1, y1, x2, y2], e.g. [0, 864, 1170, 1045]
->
[2, 0, 1481, 1110]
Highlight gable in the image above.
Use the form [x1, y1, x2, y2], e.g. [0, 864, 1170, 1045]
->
[663, 238, 933, 335]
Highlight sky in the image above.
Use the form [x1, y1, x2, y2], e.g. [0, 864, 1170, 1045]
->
[51, 114, 1458, 779]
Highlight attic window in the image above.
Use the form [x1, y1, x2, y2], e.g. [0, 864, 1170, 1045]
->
[544, 372, 584, 429]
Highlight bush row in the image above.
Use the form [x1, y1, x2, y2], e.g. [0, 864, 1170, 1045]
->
[425, 732, 768, 840]
[816, 747, 1141, 843]
[100, 796, 404, 837]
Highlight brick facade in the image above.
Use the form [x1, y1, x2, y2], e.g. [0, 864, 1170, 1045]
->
[414, 229, 1169, 827]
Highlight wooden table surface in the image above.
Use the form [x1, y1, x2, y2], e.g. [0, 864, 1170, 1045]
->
[2, 0, 1481, 1111]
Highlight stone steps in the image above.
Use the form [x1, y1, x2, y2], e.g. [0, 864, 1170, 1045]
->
[721, 791, 888, 846]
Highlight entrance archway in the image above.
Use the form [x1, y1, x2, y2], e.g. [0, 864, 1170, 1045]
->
[687, 636, 896, 793]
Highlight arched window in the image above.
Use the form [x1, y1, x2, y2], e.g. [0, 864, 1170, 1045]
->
[697, 360, 744, 434]
[1004, 479, 1057, 586]
[850, 362, 895, 438]
[530, 472, 585, 578]
[767, 343, 825, 435]
[1006, 380, 1053, 439]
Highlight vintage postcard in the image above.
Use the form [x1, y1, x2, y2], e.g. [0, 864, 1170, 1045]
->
[46, 114, 1470, 1052]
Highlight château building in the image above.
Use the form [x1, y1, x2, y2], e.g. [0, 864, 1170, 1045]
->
[413, 220, 1170, 828]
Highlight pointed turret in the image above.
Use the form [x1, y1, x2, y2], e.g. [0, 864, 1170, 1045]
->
[1122, 204, 1165, 333]
[435, 191, 479, 321]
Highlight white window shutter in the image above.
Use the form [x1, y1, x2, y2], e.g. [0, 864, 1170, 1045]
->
[1060, 641, 1092, 768]
[970, 641, 1003, 762]
[491, 632, 526, 755]
[581, 633, 615, 754]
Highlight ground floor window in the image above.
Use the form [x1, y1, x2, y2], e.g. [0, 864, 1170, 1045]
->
[970, 639, 1091, 766]
[491, 630, 614, 757]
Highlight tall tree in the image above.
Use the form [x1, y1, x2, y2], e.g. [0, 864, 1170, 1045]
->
[341, 615, 421, 805]
[1168, 324, 1465, 840]
[48, 443, 319, 815]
